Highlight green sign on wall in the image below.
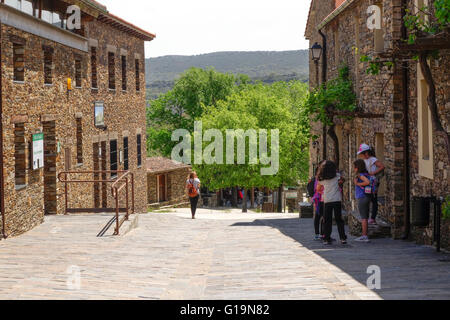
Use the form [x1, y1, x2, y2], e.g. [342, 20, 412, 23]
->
[32, 133, 44, 170]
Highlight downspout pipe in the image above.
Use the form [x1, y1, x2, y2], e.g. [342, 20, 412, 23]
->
[318, 28, 328, 160]
[401, 0, 411, 240]
[0, 20, 5, 239]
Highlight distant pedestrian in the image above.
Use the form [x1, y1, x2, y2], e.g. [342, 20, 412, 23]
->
[353, 159, 372, 243]
[186, 172, 201, 219]
[318, 161, 348, 245]
[358, 144, 385, 224]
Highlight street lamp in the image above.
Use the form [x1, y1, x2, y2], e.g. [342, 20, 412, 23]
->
[310, 42, 323, 62]
[310, 42, 323, 87]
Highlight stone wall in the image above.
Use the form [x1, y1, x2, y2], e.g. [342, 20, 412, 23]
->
[1, 13, 149, 237]
[147, 168, 191, 205]
[306, 0, 449, 249]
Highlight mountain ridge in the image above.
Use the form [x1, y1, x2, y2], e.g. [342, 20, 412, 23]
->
[145, 50, 309, 98]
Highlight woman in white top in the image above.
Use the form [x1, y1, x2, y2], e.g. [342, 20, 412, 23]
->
[358, 144, 386, 224]
[318, 161, 348, 245]
[186, 172, 201, 219]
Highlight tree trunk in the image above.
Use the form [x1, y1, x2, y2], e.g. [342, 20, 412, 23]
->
[242, 188, 248, 213]
[232, 187, 238, 208]
[277, 186, 283, 213]
[419, 52, 450, 162]
[251, 187, 255, 208]
[328, 124, 340, 168]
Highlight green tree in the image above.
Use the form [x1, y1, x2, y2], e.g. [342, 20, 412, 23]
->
[194, 81, 310, 210]
[147, 67, 249, 156]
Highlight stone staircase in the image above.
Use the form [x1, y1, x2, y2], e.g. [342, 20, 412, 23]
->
[348, 210, 392, 238]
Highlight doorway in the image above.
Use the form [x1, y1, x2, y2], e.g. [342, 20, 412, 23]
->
[43, 121, 57, 215]
[93, 141, 107, 209]
[93, 142, 100, 208]
[157, 174, 167, 203]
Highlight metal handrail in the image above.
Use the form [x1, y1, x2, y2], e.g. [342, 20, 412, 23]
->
[57, 170, 135, 236]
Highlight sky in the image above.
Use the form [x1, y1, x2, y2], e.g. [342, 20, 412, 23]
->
[99, 0, 311, 58]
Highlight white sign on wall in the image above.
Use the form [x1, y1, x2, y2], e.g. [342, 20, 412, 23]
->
[32, 133, 44, 170]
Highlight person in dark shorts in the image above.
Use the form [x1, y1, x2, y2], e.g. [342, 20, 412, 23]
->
[186, 172, 201, 219]
[353, 159, 371, 243]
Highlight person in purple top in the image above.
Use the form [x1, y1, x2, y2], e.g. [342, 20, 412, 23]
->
[312, 161, 326, 240]
[353, 159, 371, 243]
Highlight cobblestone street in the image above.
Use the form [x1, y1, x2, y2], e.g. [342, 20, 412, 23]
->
[0, 209, 449, 300]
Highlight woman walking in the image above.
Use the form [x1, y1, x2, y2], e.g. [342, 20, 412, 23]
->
[353, 159, 372, 243]
[186, 172, 201, 219]
[358, 144, 385, 224]
[318, 161, 348, 245]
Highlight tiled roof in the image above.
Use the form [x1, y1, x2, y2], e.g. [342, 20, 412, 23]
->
[318, 0, 357, 30]
[146, 157, 191, 174]
[68, 0, 156, 40]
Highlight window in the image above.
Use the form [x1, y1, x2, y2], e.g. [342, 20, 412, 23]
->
[75, 58, 82, 88]
[123, 137, 129, 171]
[43, 49, 53, 84]
[135, 59, 140, 91]
[94, 102, 105, 128]
[64, 148, 71, 171]
[91, 47, 98, 89]
[416, 0, 429, 21]
[110, 140, 118, 178]
[417, 61, 434, 179]
[4, 0, 21, 10]
[108, 52, 115, 90]
[13, 43, 25, 82]
[121, 55, 127, 91]
[76, 118, 83, 165]
[420, 79, 430, 160]
[374, 2, 384, 52]
[14, 123, 26, 188]
[137, 134, 142, 167]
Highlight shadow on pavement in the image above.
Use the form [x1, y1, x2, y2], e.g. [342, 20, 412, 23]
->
[231, 218, 450, 300]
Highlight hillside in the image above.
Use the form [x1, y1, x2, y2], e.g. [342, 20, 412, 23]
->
[145, 50, 309, 98]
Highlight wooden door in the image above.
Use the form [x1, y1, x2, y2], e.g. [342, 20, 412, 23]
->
[158, 175, 167, 202]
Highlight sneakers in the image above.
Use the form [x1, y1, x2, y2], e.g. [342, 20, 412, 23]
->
[354, 236, 370, 243]
[323, 240, 332, 245]
[314, 235, 322, 241]
[341, 239, 348, 245]
[368, 219, 377, 225]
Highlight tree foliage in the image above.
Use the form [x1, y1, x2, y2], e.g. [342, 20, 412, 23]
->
[194, 81, 310, 190]
[302, 66, 357, 127]
[147, 68, 249, 156]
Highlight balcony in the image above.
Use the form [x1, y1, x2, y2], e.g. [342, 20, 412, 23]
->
[0, 0, 88, 52]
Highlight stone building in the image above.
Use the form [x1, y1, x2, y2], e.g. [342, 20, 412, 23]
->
[305, 0, 449, 249]
[147, 157, 191, 205]
[0, 0, 155, 238]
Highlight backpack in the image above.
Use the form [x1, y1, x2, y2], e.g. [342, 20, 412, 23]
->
[362, 174, 377, 195]
[307, 178, 316, 198]
[187, 180, 198, 198]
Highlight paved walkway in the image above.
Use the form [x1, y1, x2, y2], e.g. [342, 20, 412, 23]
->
[0, 208, 449, 300]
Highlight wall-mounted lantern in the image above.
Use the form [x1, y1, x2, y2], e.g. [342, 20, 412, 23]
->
[310, 42, 323, 62]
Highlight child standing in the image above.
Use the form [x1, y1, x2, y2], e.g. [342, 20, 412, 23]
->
[353, 159, 372, 243]
[318, 161, 348, 245]
[358, 144, 385, 224]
